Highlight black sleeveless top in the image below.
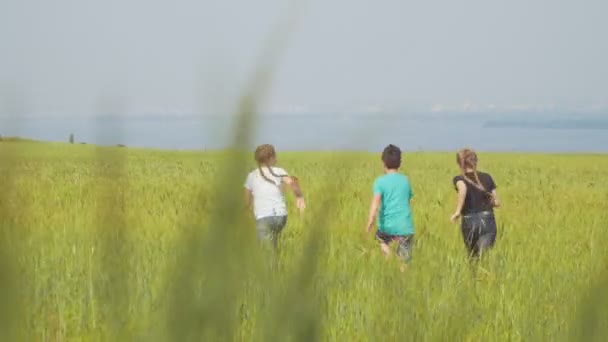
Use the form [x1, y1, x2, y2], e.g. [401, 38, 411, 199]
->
[452, 171, 496, 215]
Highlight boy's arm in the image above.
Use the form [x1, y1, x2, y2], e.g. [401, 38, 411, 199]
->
[366, 179, 383, 233]
[366, 194, 381, 233]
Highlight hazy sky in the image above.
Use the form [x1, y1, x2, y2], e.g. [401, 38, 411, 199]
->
[1, 0, 607, 117]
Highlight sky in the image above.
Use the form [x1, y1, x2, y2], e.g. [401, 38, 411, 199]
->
[1, 0, 607, 118]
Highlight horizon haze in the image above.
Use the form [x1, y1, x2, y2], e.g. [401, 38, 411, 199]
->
[1, 0, 607, 119]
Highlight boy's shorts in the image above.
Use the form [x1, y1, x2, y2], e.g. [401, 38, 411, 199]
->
[375, 231, 414, 263]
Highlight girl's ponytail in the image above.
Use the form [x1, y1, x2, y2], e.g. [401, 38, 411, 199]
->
[254, 144, 299, 188]
[457, 148, 494, 203]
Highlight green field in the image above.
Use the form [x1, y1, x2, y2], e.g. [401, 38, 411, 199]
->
[1, 140, 607, 341]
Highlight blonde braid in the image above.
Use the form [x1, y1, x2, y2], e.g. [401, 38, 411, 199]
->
[457, 148, 490, 195]
[254, 144, 295, 187]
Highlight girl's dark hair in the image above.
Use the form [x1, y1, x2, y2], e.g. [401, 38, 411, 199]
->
[382, 144, 401, 169]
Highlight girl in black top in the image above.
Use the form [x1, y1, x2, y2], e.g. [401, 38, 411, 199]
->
[450, 148, 501, 259]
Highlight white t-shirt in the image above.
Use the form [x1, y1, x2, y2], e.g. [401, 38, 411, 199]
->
[244, 166, 289, 219]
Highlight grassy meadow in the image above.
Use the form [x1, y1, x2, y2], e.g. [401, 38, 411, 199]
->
[0, 140, 607, 341]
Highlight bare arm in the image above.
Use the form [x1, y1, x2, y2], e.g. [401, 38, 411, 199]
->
[244, 189, 253, 211]
[491, 189, 500, 208]
[283, 176, 303, 198]
[283, 176, 305, 213]
[454, 181, 467, 213]
[451, 180, 467, 222]
[366, 194, 381, 232]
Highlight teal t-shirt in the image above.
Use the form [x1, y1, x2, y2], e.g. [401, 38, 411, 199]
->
[373, 173, 414, 236]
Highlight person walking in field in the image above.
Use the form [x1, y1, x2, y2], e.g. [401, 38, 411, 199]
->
[450, 148, 501, 259]
[365, 144, 415, 270]
[244, 144, 305, 250]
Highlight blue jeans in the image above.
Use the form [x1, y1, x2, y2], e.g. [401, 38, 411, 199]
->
[256, 215, 288, 250]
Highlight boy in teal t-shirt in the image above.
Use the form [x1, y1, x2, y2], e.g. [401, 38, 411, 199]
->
[365, 144, 415, 266]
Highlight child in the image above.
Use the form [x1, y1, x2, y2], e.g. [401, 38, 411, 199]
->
[365, 144, 415, 268]
[450, 148, 500, 259]
[244, 144, 305, 250]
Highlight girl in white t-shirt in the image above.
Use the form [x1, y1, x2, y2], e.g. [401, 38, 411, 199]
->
[244, 144, 305, 249]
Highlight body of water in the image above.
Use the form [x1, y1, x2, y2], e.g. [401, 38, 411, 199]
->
[2, 115, 607, 153]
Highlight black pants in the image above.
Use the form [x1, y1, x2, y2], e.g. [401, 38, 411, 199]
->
[461, 211, 497, 258]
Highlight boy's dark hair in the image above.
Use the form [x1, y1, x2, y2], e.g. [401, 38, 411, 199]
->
[382, 144, 401, 169]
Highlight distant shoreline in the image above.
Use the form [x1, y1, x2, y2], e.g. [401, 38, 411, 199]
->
[483, 119, 608, 130]
[2, 136, 607, 156]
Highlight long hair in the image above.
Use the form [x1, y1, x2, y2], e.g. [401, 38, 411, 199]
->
[254, 144, 299, 187]
[456, 148, 491, 197]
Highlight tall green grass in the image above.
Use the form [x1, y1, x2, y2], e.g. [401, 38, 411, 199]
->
[0, 141, 606, 341]
[2, 2, 607, 340]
